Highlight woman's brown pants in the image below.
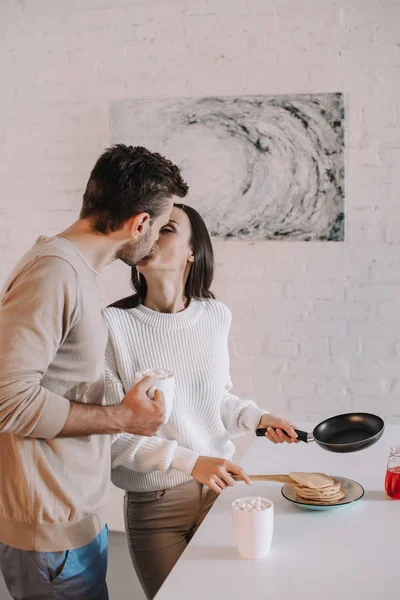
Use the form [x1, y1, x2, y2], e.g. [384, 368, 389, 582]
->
[124, 480, 217, 599]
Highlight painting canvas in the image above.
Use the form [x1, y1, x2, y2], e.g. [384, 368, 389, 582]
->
[110, 93, 345, 241]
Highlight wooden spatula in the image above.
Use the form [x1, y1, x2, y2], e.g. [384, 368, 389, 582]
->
[232, 472, 335, 488]
[232, 474, 292, 484]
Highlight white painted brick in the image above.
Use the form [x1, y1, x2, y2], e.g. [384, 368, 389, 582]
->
[306, 388, 353, 418]
[368, 358, 400, 378]
[379, 147, 400, 168]
[287, 395, 352, 414]
[314, 300, 375, 321]
[285, 409, 333, 425]
[349, 357, 394, 379]
[251, 394, 287, 416]
[247, 281, 286, 303]
[191, 15, 275, 55]
[0, 229, 11, 246]
[348, 218, 387, 245]
[365, 124, 400, 148]
[229, 374, 255, 396]
[277, 45, 342, 68]
[315, 379, 352, 410]
[361, 101, 399, 129]
[352, 142, 383, 167]
[251, 375, 286, 412]
[190, 0, 249, 16]
[239, 313, 290, 336]
[385, 221, 400, 245]
[289, 319, 348, 339]
[378, 303, 400, 320]
[263, 258, 307, 280]
[253, 300, 314, 320]
[288, 357, 350, 378]
[384, 380, 400, 418]
[299, 337, 330, 360]
[287, 281, 347, 303]
[362, 339, 395, 361]
[349, 320, 400, 340]
[274, 4, 340, 34]
[375, 23, 400, 45]
[348, 377, 392, 395]
[230, 354, 287, 377]
[301, 22, 376, 47]
[347, 284, 400, 303]
[231, 336, 268, 358]
[339, 4, 400, 29]
[329, 338, 362, 360]
[264, 338, 299, 358]
[240, 63, 313, 93]
[282, 376, 317, 399]
[349, 164, 398, 191]
[303, 253, 368, 281]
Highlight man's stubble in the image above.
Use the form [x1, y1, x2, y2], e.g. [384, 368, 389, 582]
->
[115, 228, 153, 267]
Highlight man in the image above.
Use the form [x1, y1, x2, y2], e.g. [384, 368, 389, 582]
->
[0, 144, 189, 599]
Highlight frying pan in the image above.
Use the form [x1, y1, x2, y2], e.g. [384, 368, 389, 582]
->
[255, 412, 384, 453]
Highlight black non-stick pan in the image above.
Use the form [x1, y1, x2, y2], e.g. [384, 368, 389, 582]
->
[256, 412, 384, 453]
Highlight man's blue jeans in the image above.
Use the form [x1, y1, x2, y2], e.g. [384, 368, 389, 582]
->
[0, 525, 109, 600]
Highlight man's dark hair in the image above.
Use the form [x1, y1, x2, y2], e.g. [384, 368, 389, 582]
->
[80, 144, 189, 233]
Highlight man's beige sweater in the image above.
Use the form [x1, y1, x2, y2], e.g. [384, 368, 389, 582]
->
[0, 236, 109, 552]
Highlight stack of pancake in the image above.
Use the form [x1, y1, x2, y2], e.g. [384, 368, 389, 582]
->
[289, 472, 345, 505]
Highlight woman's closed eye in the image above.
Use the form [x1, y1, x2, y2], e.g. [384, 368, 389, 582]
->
[161, 226, 175, 234]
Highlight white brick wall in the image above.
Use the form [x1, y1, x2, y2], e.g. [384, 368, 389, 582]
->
[1, 0, 400, 530]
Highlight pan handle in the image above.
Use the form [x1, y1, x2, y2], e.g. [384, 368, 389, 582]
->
[255, 428, 312, 443]
[293, 429, 311, 443]
[255, 428, 268, 437]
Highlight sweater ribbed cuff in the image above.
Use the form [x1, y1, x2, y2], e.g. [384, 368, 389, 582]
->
[171, 447, 200, 476]
[240, 404, 269, 432]
[29, 392, 71, 439]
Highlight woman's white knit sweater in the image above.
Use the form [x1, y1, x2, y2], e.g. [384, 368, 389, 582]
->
[103, 299, 267, 493]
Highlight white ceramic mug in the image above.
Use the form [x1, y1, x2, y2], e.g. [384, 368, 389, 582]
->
[232, 496, 274, 559]
[135, 368, 175, 424]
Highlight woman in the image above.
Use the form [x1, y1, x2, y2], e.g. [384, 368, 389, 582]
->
[104, 204, 298, 599]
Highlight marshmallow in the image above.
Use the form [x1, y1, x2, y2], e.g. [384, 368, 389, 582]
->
[233, 497, 271, 512]
[135, 368, 173, 381]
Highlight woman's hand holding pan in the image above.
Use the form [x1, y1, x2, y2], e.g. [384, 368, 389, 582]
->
[257, 414, 299, 444]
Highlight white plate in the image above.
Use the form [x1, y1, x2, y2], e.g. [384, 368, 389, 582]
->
[281, 476, 364, 511]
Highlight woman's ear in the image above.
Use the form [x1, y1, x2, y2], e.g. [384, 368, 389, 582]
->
[188, 251, 195, 263]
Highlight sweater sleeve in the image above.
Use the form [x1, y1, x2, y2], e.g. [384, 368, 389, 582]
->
[219, 307, 268, 437]
[104, 323, 199, 476]
[220, 379, 268, 438]
[0, 257, 75, 438]
[111, 434, 199, 477]
[104, 329, 126, 408]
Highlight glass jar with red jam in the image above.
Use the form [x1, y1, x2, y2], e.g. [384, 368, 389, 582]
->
[385, 445, 400, 499]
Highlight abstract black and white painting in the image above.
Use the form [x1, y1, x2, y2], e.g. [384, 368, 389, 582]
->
[110, 93, 345, 241]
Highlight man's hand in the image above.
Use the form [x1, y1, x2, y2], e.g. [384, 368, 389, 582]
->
[257, 414, 299, 444]
[118, 376, 165, 436]
[192, 456, 252, 494]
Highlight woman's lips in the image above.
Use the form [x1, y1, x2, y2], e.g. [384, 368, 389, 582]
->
[139, 249, 155, 264]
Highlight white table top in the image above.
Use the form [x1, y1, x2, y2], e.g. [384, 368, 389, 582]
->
[156, 422, 399, 600]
